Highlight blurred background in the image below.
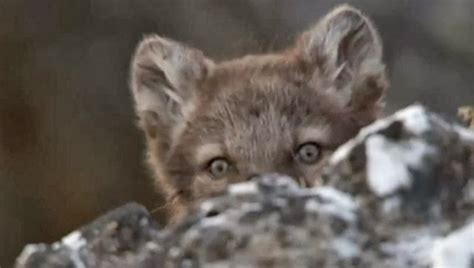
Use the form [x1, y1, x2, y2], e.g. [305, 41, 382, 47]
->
[1, 0, 473, 265]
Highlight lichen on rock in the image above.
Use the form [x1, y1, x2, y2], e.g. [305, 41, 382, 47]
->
[15, 104, 474, 268]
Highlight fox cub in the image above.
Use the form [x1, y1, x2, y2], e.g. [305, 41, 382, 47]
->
[130, 5, 388, 223]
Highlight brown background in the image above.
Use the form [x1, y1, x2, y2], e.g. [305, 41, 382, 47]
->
[1, 0, 473, 266]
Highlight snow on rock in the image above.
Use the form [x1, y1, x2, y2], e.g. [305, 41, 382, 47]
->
[432, 221, 474, 268]
[15, 104, 474, 268]
[323, 104, 474, 267]
[365, 136, 434, 196]
[15, 203, 164, 268]
[326, 104, 473, 222]
[16, 177, 368, 267]
[60, 231, 87, 268]
[228, 181, 259, 196]
[307, 186, 358, 222]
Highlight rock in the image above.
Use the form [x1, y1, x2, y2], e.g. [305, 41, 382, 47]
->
[15, 203, 167, 268]
[15, 104, 474, 268]
[325, 104, 474, 267]
[326, 105, 473, 223]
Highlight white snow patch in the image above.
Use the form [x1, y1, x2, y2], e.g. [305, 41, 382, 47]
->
[61, 231, 87, 268]
[330, 105, 432, 166]
[366, 135, 435, 196]
[16, 244, 45, 265]
[316, 187, 357, 211]
[62, 231, 86, 250]
[228, 182, 258, 196]
[305, 199, 320, 211]
[359, 105, 430, 138]
[200, 200, 216, 214]
[380, 196, 402, 219]
[307, 187, 357, 222]
[393, 105, 431, 135]
[432, 222, 474, 268]
[52, 242, 61, 250]
[200, 214, 228, 227]
[332, 237, 361, 259]
[381, 226, 438, 267]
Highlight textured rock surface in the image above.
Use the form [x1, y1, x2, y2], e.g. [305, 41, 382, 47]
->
[15, 105, 474, 268]
[324, 105, 474, 267]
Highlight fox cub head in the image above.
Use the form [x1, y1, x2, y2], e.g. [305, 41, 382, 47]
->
[130, 5, 388, 222]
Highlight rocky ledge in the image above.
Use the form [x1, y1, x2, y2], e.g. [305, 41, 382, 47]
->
[15, 105, 474, 268]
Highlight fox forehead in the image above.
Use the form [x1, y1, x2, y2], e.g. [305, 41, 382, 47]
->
[177, 59, 360, 166]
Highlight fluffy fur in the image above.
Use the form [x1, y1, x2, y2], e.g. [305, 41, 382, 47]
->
[130, 5, 389, 223]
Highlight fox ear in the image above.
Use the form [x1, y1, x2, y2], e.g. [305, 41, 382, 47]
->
[298, 5, 388, 110]
[130, 35, 213, 140]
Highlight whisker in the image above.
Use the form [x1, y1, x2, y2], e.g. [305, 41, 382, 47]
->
[150, 191, 183, 215]
[298, 176, 308, 188]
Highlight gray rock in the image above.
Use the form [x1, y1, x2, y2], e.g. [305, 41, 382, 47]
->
[15, 203, 167, 268]
[324, 104, 474, 267]
[15, 105, 474, 268]
[326, 104, 473, 223]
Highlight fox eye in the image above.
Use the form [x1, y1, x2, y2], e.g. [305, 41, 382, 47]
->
[208, 158, 230, 179]
[296, 142, 321, 164]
